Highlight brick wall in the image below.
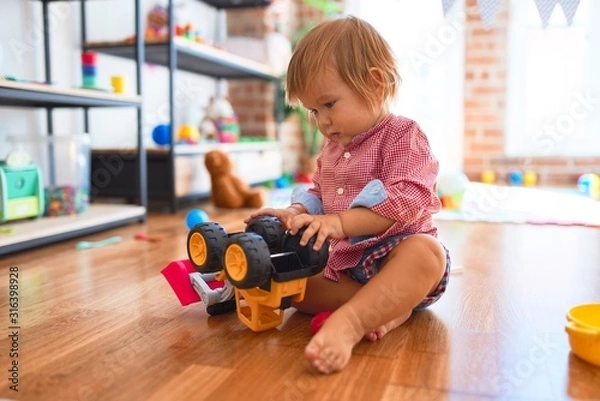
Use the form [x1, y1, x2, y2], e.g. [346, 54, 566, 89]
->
[464, 0, 599, 185]
[226, 6, 277, 140]
[225, 0, 332, 174]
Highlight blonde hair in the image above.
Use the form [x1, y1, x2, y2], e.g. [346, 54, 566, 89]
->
[286, 15, 401, 110]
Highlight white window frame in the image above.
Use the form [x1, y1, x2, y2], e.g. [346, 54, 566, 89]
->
[505, 0, 600, 157]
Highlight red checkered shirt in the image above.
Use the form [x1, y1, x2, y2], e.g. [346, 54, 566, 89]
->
[294, 114, 441, 281]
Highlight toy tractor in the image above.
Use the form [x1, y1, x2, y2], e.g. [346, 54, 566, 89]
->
[162, 216, 329, 332]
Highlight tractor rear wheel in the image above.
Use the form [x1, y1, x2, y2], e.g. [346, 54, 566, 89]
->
[282, 227, 329, 272]
[187, 222, 228, 273]
[245, 216, 285, 254]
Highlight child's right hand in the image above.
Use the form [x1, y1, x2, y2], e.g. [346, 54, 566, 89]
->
[244, 207, 302, 230]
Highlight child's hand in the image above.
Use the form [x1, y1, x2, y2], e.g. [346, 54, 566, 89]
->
[244, 207, 302, 230]
[288, 214, 346, 251]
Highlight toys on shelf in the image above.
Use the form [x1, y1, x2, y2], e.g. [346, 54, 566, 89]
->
[145, 4, 169, 41]
[0, 151, 44, 222]
[6, 134, 91, 218]
[144, 4, 205, 44]
[45, 185, 88, 216]
[507, 169, 523, 186]
[81, 51, 98, 88]
[161, 216, 329, 332]
[177, 124, 200, 144]
[437, 170, 470, 210]
[151, 124, 171, 146]
[577, 173, 600, 200]
[175, 23, 205, 43]
[481, 169, 496, 184]
[522, 170, 537, 187]
[200, 97, 241, 144]
[110, 75, 126, 94]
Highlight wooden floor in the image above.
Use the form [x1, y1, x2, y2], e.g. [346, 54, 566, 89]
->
[1, 202, 599, 401]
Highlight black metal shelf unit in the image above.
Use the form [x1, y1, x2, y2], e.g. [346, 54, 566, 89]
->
[0, 0, 147, 256]
[87, 0, 281, 212]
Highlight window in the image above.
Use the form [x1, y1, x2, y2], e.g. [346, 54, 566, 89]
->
[506, 0, 600, 157]
[345, 0, 466, 171]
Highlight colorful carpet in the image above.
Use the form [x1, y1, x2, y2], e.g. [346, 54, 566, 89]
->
[265, 183, 600, 228]
[435, 183, 600, 227]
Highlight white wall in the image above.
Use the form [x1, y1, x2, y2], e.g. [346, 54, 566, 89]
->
[0, 0, 220, 157]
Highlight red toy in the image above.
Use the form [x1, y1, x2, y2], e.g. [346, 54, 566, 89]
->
[310, 311, 333, 334]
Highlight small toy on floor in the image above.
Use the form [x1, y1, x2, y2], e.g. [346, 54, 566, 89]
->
[185, 208, 209, 229]
[75, 236, 122, 250]
[310, 311, 333, 334]
[134, 233, 164, 242]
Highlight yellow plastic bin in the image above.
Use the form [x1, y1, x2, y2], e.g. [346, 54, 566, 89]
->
[6, 134, 91, 216]
[565, 303, 600, 367]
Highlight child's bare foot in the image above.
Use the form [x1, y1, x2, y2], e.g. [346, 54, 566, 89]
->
[304, 310, 364, 374]
[363, 311, 412, 342]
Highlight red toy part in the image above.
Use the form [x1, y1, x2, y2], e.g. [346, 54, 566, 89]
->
[161, 259, 223, 306]
[310, 311, 333, 334]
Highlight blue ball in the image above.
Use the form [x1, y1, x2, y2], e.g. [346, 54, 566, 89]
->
[275, 176, 289, 188]
[185, 209, 209, 229]
[152, 124, 171, 145]
[507, 169, 523, 186]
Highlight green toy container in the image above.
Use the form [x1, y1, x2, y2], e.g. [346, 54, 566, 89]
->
[5, 134, 91, 217]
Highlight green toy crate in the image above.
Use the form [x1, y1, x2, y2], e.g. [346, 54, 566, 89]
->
[0, 162, 45, 222]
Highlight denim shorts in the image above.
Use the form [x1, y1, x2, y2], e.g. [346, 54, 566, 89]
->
[347, 235, 451, 309]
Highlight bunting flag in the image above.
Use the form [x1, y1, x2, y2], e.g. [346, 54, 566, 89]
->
[442, 0, 458, 16]
[557, 0, 582, 25]
[533, 0, 558, 28]
[441, 0, 582, 27]
[476, 0, 503, 27]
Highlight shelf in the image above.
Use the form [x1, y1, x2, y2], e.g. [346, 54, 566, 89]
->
[0, 204, 146, 255]
[85, 37, 278, 80]
[0, 80, 142, 108]
[199, 0, 271, 9]
[174, 141, 280, 155]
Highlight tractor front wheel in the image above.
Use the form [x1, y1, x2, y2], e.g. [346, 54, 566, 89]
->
[187, 222, 228, 273]
[224, 233, 272, 289]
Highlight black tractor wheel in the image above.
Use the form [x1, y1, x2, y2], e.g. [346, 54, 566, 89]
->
[186, 222, 228, 273]
[223, 233, 272, 289]
[245, 216, 285, 254]
[282, 227, 329, 272]
[206, 299, 236, 316]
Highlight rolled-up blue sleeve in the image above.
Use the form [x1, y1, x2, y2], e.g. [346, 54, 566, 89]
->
[291, 186, 324, 215]
[346, 179, 388, 244]
[349, 179, 387, 209]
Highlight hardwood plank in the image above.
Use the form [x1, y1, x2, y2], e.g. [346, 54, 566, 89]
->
[147, 364, 234, 401]
[0, 205, 599, 401]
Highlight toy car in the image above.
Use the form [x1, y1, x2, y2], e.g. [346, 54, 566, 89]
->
[161, 216, 329, 332]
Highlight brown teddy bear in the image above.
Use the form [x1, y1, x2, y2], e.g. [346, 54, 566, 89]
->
[204, 150, 266, 209]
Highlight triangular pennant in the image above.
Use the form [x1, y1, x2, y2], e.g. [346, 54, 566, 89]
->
[477, 0, 503, 27]
[442, 0, 458, 16]
[533, 0, 558, 28]
[557, 0, 581, 25]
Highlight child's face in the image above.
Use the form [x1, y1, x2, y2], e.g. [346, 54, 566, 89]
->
[298, 70, 386, 147]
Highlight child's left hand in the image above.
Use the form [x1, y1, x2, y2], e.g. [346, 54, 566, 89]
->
[288, 214, 345, 251]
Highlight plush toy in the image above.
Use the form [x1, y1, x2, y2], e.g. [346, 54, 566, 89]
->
[204, 150, 265, 209]
[200, 97, 241, 143]
[145, 4, 169, 41]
